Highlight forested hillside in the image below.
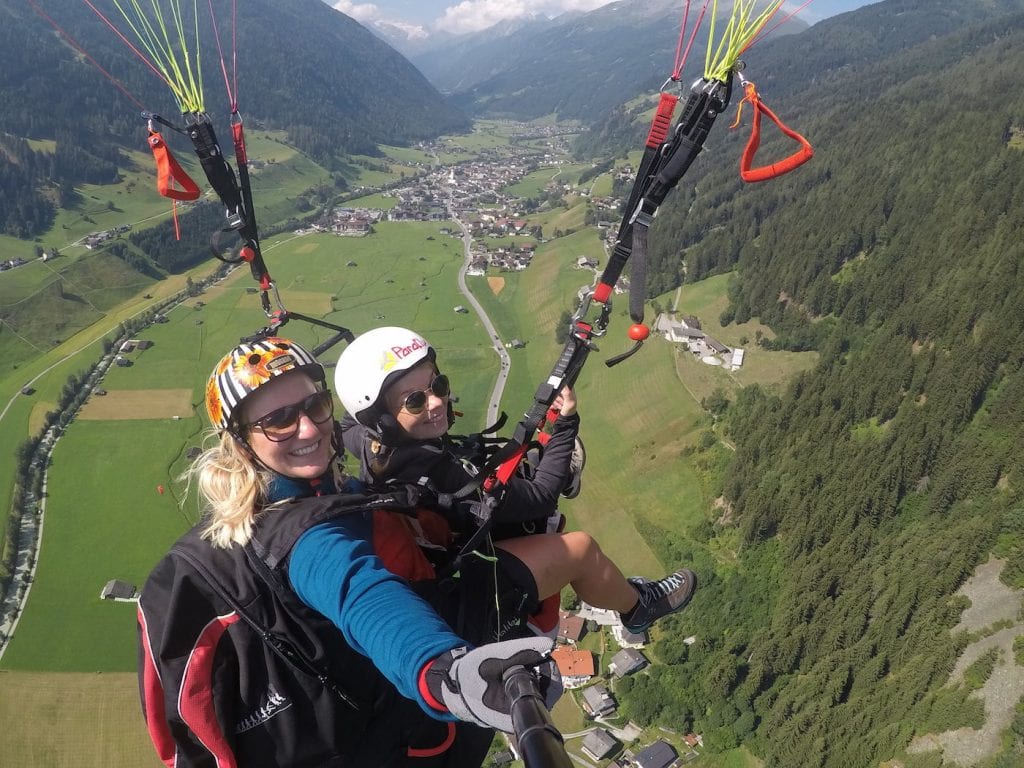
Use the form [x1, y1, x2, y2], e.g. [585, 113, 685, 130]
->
[610, 4, 1024, 767]
[0, 0, 467, 239]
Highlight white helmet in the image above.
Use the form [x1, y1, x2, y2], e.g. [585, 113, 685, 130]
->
[335, 326, 436, 426]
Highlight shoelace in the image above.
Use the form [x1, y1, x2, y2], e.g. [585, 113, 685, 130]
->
[639, 572, 685, 604]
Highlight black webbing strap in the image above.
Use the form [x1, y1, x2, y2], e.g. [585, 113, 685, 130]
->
[597, 77, 732, 307]
[187, 114, 244, 222]
[187, 111, 277, 313]
[459, 319, 597, 500]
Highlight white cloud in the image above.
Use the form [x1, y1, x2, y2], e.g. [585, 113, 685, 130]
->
[437, 0, 613, 35]
[331, 1, 381, 23]
[331, 1, 428, 40]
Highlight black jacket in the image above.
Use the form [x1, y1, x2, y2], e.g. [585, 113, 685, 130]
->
[137, 491, 490, 767]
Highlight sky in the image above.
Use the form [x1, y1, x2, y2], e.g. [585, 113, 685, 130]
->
[328, 0, 878, 38]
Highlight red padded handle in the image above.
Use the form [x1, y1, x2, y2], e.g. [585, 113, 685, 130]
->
[149, 132, 201, 201]
[645, 92, 679, 149]
[739, 91, 813, 183]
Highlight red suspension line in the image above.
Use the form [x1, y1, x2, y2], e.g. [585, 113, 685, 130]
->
[206, 0, 238, 110]
[27, 0, 147, 110]
[78, 0, 176, 95]
[672, 0, 712, 81]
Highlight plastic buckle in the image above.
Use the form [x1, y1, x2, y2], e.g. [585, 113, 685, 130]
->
[630, 200, 656, 228]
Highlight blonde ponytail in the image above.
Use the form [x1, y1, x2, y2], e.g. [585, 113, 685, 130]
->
[184, 431, 270, 548]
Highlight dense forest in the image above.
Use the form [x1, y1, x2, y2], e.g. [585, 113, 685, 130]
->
[599, 3, 1024, 767]
[0, 0, 468, 239]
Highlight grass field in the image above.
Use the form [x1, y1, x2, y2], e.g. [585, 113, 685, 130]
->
[505, 167, 560, 199]
[344, 192, 399, 209]
[658, 273, 819, 405]
[77, 388, 193, 420]
[2, 417, 201, 671]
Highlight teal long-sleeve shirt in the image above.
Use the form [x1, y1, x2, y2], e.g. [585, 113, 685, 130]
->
[288, 508, 463, 718]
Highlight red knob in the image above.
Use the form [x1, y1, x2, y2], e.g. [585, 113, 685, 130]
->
[240, 246, 255, 262]
[628, 323, 650, 341]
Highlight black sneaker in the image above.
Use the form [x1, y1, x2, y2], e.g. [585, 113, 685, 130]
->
[561, 436, 586, 499]
[620, 569, 697, 633]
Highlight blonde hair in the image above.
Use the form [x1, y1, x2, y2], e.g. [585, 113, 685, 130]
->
[184, 430, 270, 549]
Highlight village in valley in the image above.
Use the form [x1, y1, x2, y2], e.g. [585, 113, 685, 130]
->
[520, 602, 704, 768]
[314, 128, 734, 767]
[317, 127, 744, 376]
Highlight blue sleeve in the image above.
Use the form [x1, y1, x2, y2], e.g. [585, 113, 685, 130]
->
[288, 513, 463, 717]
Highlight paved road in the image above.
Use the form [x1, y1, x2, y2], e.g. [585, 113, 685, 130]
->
[450, 208, 511, 427]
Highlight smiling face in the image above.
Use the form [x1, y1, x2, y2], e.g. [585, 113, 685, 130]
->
[383, 361, 449, 441]
[239, 371, 334, 479]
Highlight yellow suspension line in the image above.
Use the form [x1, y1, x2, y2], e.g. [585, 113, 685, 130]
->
[704, 0, 785, 83]
[108, 0, 204, 112]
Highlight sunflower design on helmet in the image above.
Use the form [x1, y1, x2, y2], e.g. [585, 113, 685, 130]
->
[233, 348, 277, 390]
[206, 337, 324, 431]
[205, 376, 224, 430]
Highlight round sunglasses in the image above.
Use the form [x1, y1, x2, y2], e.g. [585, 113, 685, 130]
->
[244, 389, 335, 442]
[400, 374, 451, 415]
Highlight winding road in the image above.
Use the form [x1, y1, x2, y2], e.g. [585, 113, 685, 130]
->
[449, 204, 512, 426]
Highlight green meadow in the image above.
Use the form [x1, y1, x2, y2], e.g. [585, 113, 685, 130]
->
[2, 418, 200, 671]
[504, 167, 561, 198]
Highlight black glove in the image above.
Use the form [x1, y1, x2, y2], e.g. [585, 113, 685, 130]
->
[425, 638, 561, 732]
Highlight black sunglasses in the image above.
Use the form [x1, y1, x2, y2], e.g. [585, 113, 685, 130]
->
[400, 374, 451, 415]
[244, 389, 334, 442]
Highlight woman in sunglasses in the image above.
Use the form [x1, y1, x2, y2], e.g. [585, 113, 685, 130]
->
[140, 336, 561, 767]
[335, 326, 697, 645]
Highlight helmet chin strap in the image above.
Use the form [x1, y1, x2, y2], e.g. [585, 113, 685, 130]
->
[228, 426, 275, 476]
[375, 413, 415, 447]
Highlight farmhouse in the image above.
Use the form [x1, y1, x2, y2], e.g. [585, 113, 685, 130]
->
[634, 740, 678, 768]
[608, 648, 648, 678]
[557, 611, 585, 643]
[730, 347, 745, 370]
[705, 337, 730, 354]
[581, 728, 620, 761]
[100, 579, 138, 602]
[577, 601, 618, 626]
[551, 646, 595, 688]
[612, 622, 648, 648]
[580, 683, 617, 718]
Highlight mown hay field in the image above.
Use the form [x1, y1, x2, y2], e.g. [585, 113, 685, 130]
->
[0, 671, 163, 767]
[77, 388, 193, 420]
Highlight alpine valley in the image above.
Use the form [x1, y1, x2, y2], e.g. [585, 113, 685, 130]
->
[2, 1, 1024, 767]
